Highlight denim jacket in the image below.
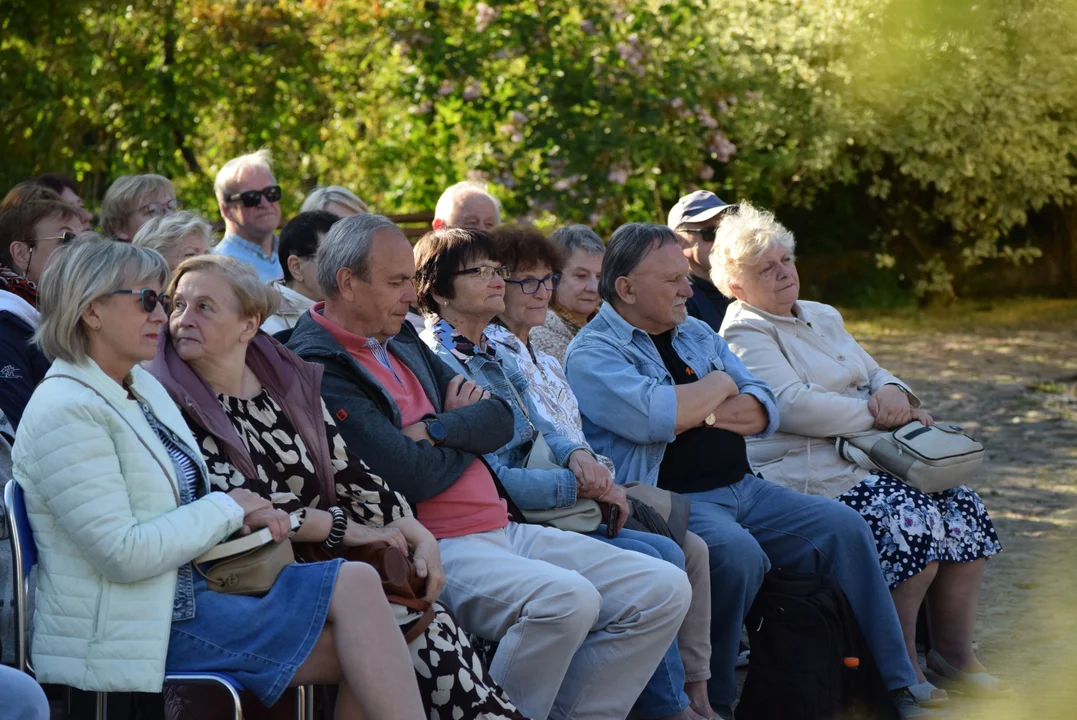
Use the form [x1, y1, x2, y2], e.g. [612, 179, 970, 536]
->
[563, 303, 779, 487]
[420, 319, 586, 511]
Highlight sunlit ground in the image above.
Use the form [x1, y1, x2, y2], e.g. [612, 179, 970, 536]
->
[844, 298, 1077, 718]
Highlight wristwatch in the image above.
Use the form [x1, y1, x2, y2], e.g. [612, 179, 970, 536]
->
[704, 413, 716, 427]
[422, 415, 448, 446]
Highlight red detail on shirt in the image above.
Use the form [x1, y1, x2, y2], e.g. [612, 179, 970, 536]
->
[335, 409, 348, 421]
[311, 305, 509, 539]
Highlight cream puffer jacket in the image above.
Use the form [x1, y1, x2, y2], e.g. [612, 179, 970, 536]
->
[12, 358, 243, 692]
[722, 300, 919, 498]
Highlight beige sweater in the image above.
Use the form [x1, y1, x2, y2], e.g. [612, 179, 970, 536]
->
[721, 300, 918, 498]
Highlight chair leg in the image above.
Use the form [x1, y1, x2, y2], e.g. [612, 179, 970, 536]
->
[95, 692, 107, 720]
[294, 685, 306, 720]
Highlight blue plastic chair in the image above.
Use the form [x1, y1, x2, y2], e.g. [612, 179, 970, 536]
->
[4, 481, 314, 720]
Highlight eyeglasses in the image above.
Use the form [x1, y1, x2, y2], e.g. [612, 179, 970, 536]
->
[26, 231, 78, 271]
[139, 199, 183, 218]
[506, 272, 562, 295]
[226, 185, 283, 207]
[111, 288, 170, 313]
[682, 227, 718, 243]
[451, 265, 511, 281]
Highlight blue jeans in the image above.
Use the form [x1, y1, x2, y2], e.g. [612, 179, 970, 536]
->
[591, 526, 690, 718]
[684, 474, 918, 707]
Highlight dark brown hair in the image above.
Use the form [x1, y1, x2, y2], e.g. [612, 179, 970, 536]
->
[490, 224, 563, 275]
[35, 174, 81, 197]
[0, 182, 62, 212]
[413, 227, 499, 316]
[0, 201, 83, 267]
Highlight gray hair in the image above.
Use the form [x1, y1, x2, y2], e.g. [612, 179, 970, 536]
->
[132, 211, 213, 260]
[301, 185, 370, 215]
[316, 213, 403, 298]
[709, 201, 797, 297]
[214, 148, 275, 205]
[34, 236, 169, 363]
[100, 174, 175, 237]
[434, 181, 502, 224]
[550, 224, 606, 259]
[599, 223, 678, 304]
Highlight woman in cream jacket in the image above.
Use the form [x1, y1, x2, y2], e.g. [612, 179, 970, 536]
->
[710, 203, 1006, 704]
[12, 239, 425, 718]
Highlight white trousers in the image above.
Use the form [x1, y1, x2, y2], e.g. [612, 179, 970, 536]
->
[438, 522, 692, 720]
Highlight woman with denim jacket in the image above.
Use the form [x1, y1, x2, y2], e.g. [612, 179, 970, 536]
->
[13, 239, 424, 718]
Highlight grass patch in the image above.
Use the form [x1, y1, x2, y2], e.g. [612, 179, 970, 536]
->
[840, 298, 1077, 336]
[1028, 382, 1069, 394]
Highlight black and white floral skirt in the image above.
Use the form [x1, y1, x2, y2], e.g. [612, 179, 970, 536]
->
[836, 473, 1002, 588]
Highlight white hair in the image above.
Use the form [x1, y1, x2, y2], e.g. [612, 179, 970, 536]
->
[301, 185, 370, 215]
[214, 148, 275, 205]
[709, 201, 797, 298]
[132, 211, 213, 259]
[433, 181, 502, 224]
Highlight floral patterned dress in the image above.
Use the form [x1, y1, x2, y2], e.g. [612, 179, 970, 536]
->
[187, 389, 526, 720]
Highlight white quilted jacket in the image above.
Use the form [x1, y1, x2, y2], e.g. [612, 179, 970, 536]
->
[12, 358, 243, 692]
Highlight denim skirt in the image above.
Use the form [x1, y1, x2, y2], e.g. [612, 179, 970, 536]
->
[165, 558, 343, 706]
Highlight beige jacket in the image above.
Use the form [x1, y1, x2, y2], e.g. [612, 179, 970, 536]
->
[721, 300, 918, 498]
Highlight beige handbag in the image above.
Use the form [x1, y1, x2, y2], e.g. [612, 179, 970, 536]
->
[836, 421, 984, 493]
[497, 367, 603, 534]
[193, 513, 302, 596]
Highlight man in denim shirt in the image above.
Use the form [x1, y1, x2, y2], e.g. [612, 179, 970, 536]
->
[565, 223, 929, 719]
[212, 149, 284, 282]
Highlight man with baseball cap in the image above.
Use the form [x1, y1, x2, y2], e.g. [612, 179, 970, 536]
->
[667, 191, 739, 332]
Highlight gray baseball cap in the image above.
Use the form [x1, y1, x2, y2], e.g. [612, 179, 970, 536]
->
[667, 190, 737, 229]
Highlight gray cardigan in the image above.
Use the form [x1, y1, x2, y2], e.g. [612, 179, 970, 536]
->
[282, 312, 515, 507]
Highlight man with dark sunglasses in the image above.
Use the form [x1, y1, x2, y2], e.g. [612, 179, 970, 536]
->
[212, 149, 284, 282]
[0, 200, 82, 430]
[668, 191, 740, 333]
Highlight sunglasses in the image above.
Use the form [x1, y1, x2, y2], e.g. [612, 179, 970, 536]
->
[111, 288, 170, 313]
[226, 185, 283, 208]
[506, 272, 562, 295]
[678, 205, 741, 242]
[26, 231, 78, 270]
[139, 199, 183, 218]
[452, 265, 511, 281]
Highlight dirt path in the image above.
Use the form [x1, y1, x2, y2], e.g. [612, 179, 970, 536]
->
[848, 316, 1077, 719]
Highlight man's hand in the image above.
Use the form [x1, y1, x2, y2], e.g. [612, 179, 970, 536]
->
[868, 385, 913, 430]
[707, 369, 740, 403]
[401, 422, 433, 444]
[569, 449, 613, 498]
[443, 374, 491, 411]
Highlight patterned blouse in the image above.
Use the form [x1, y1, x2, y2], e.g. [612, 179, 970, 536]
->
[528, 307, 579, 366]
[187, 389, 411, 528]
[485, 323, 617, 477]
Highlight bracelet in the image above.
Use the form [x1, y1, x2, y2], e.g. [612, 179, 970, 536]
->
[325, 506, 347, 549]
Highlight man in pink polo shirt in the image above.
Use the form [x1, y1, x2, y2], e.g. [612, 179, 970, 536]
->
[285, 213, 691, 720]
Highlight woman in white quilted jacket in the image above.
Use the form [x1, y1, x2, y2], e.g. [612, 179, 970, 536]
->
[712, 203, 1007, 705]
[11, 238, 424, 719]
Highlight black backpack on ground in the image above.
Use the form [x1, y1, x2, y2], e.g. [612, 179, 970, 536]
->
[736, 570, 898, 720]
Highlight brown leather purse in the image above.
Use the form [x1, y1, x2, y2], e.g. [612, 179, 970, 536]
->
[298, 541, 435, 643]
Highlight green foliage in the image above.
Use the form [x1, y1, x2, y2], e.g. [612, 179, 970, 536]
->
[2, 0, 1075, 299]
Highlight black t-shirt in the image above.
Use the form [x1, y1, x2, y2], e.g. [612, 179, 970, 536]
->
[650, 330, 752, 494]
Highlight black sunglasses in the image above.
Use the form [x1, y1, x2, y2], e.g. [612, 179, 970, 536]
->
[226, 185, 282, 208]
[506, 272, 562, 295]
[111, 288, 169, 313]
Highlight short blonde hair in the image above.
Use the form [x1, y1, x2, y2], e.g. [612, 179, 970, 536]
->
[100, 174, 176, 237]
[214, 149, 275, 205]
[709, 202, 797, 298]
[168, 254, 280, 323]
[132, 211, 213, 261]
[34, 236, 169, 363]
[301, 185, 370, 215]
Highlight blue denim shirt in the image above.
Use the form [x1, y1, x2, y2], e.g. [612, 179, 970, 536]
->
[213, 232, 283, 283]
[420, 319, 586, 510]
[563, 303, 779, 487]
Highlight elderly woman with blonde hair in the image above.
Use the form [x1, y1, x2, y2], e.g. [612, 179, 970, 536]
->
[713, 202, 1006, 704]
[148, 254, 525, 719]
[101, 174, 182, 241]
[13, 239, 426, 719]
[301, 185, 370, 217]
[132, 210, 213, 270]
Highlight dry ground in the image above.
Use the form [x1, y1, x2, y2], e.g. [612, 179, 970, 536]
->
[842, 299, 1077, 719]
